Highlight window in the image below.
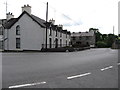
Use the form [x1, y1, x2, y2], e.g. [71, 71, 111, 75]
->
[72, 37, 76, 40]
[77, 41, 81, 44]
[49, 27, 52, 36]
[16, 38, 20, 49]
[56, 30, 57, 37]
[79, 36, 82, 40]
[86, 36, 89, 40]
[60, 32, 62, 37]
[66, 34, 67, 38]
[66, 40, 67, 46]
[16, 25, 20, 35]
[86, 42, 89, 46]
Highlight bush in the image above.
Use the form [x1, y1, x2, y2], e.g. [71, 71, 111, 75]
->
[96, 41, 107, 48]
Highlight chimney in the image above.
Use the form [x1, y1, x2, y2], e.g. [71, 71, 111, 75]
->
[6, 12, 14, 20]
[22, 4, 31, 14]
[49, 18, 55, 25]
[58, 24, 63, 29]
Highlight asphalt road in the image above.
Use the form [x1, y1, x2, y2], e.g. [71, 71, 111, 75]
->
[2, 48, 119, 88]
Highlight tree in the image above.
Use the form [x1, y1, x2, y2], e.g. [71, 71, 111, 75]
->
[102, 34, 107, 41]
[106, 34, 114, 47]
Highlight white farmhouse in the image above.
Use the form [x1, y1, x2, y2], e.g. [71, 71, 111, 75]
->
[2, 5, 71, 51]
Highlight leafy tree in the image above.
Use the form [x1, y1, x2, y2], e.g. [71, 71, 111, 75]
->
[89, 28, 119, 48]
[119, 34, 120, 37]
[106, 34, 114, 47]
[102, 34, 107, 41]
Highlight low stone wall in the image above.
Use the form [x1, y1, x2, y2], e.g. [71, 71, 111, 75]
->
[2, 47, 90, 52]
[41, 47, 90, 52]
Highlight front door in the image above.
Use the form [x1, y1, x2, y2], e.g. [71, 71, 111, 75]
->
[49, 38, 52, 48]
[55, 38, 58, 48]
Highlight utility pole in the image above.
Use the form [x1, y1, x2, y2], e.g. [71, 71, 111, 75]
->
[113, 26, 114, 35]
[5, 1, 8, 14]
[45, 2, 48, 49]
[3, 1, 8, 17]
[112, 26, 115, 48]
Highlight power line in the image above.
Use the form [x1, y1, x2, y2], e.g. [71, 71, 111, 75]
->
[40, 2, 81, 26]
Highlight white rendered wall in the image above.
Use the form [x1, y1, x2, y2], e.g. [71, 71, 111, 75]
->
[6, 13, 45, 50]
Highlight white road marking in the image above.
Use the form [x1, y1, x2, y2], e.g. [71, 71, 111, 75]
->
[8, 81, 46, 88]
[67, 72, 91, 80]
[100, 66, 113, 71]
[117, 63, 120, 65]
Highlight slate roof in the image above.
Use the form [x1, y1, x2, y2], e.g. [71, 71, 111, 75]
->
[3, 11, 71, 35]
[71, 31, 94, 37]
[3, 18, 17, 29]
[31, 15, 46, 27]
[3, 11, 46, 29]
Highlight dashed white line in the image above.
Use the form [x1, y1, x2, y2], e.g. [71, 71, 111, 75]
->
[8, 64, 119, 88]
[67, 72, 91, 80]
[8, 81, 46, 88]
[100, 66, 113, 71]
[117, 63, 120, 66]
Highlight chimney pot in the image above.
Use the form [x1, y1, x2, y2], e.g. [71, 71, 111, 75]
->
[22, 4, 31, 14]
[49, 18, 55, 25]
[6, 12, 14, 20]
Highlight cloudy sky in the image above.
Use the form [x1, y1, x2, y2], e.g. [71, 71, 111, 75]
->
[0, 0, 119, 34]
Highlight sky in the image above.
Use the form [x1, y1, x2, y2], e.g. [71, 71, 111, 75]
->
[0, 0, 119, 35]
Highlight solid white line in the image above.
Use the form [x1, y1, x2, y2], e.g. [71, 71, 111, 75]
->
[117, 63, 120, 65]
[8, 81, 46, 88]
[67, 72, 91, 80]
[100, 66, 113, 71]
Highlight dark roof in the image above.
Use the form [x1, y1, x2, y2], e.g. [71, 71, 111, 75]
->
[3, 11, 71, 35]
[31, 15, 46, 27]
[71, 31, 94, 36]
[3, 18, 17, 29]
[0, 19, 7, 25]
[44, 22, 52, 28]
[51, 25, 57, 30]
[3, 11, 46, 29]
[67, 31, 71, 35]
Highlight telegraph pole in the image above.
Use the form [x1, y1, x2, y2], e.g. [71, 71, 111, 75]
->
[5, 1, 8, 14]
[45, 2, 48, 49]
[113, 26, 114, 35]
[113, 26, 115, 41]
[112, 26, 115, 48]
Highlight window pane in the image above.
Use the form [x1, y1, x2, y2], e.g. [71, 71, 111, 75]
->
[16, 25, 20, 35]
[16, 38, 20, 49]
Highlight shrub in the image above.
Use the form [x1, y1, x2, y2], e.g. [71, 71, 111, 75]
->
[96, 41, 107, 48]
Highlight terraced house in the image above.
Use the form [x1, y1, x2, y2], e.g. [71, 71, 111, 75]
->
[1, 5, 71, 51]
[0, 19, 7, 50]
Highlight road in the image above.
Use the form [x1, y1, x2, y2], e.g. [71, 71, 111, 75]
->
[2, 48, 119, 88]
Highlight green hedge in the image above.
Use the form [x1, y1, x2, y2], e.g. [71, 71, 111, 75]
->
[96, 41, 107, 48]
